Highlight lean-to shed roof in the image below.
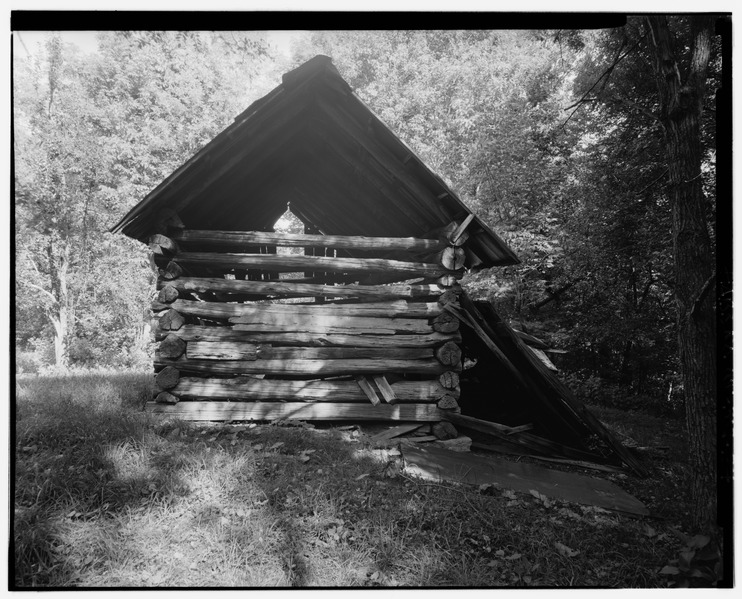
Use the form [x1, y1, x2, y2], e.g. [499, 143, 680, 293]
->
[111, 55, 519, 268]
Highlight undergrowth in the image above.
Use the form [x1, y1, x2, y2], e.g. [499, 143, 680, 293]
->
[12, 372, 715, 588]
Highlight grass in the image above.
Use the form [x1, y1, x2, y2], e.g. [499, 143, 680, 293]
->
[12, 372, 718, 588]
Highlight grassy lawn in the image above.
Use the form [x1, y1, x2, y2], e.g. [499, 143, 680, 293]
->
[13, 372, 720, 588]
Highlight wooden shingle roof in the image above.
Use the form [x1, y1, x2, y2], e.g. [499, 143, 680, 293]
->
[111, 55, 519, 268]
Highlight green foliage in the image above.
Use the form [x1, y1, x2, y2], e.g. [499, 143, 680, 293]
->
[659, 530, 722, 587]
[14, 32, 277, 370]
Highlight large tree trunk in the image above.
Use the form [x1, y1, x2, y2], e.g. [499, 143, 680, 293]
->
[647, 16, 716, 531]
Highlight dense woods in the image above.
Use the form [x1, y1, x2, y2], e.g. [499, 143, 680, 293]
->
[14, 21, 723, 531]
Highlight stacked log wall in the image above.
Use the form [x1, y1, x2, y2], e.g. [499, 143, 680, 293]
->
[146, 220, 471, 422]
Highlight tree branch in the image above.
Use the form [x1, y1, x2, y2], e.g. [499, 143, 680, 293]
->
[561, 32, 647, 129]
[20, 281, 57, 306]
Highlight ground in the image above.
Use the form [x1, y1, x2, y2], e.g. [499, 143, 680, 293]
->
[12, 372, 723, 588]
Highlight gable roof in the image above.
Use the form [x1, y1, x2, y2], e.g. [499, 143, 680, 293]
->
[111, 55, 519, 268]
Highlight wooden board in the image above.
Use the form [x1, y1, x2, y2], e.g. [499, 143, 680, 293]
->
[370, 424, 421, 445]
[401, 444, 649, 516]
[170, 377, 451, 402]
[146, 401, 443, 422]
[164, 277, 445, 300]
[170, 298, 443, 319]
[170, 229, 446, 252]
[155, 355, 449, 376]
[157, 325, 461, 348]
[230, 314, 433, 335]
[172, 252, 456, 278]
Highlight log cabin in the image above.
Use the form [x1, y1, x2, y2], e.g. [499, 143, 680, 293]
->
[111, 56, 644, 474]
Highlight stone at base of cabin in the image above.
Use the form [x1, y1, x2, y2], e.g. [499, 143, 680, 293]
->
[413, 424, 432, 436]
[432, 435, 472, 452]
[432, 421, 457, 440]
[155, 391, 179, 404]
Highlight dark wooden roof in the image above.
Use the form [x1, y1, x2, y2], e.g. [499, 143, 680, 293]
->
[111, 55, 519, 268]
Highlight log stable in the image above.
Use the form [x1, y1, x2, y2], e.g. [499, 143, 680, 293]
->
[110, 56, 643, 474]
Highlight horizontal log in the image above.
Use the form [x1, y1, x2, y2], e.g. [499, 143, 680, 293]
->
[158, 309, 185, 331]
[170, 377, 452, 402]
[439, 246, 466, 271]
[172, 252, 456, 278]
[435, 341, 462, 366]
[146, 401, 444, 422]
[155, 391, 179, 404]
[157, 285, 180, 303]
[158, 325, 461, 347]
[170, 299, 443, 320]
[171, 229, 446, 253]
[432, 312, 460, 333]
[230, 314, 433, 335]
[436, 395, 460, 411]
[182, 342, 431, 361]
[186, 341, 261, 361]
[155, 366, 180, 390]
[155, 356, 452, 376]
[439, 371, 460, 389]
[159, 334, 186, 359]
[161, 277, 446, 300]
[160, 261, 183, 280]
[149, 234, 179, 255]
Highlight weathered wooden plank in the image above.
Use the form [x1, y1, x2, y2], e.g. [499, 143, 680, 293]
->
[172, 252, 455, 278]
[449, 214, 475, 246]
[163, 277, 445, 300]
[170, 229, 446, 253]
[155, 355, 448, 376]
[401, 444, 649, 516]
[261, 346, 432, 360]
[355, 376, 381, 406]
[373, 376, 398, 404]
[442, 412, 603, 462]
[169, 377, 450, 402]
[472, 442, 625, 474]
[230, 313, 433, 335]
[169, 298, 442, 320]
[186, 341, 261, 361]
[158, 325, 461, 347]
[370, 424, 421, 445]
[146, 401, 443, 422]
[181, 341, 431, 362]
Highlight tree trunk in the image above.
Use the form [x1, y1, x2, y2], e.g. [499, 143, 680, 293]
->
[647, 16, 717, 531]
[47, 240, 70, 369]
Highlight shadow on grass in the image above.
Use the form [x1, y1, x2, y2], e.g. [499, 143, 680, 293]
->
[14, 373, 688, 588]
